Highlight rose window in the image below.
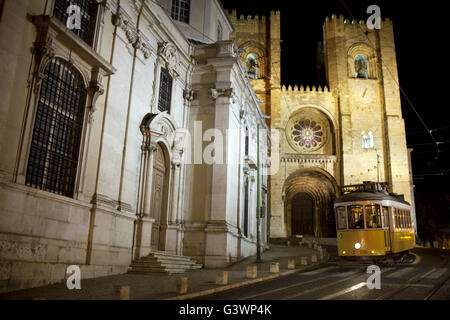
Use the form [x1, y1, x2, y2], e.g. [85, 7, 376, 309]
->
[289, 118, 325, 151]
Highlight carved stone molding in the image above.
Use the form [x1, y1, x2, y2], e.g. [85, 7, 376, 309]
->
[31, 24, 57, 94]
[216, 41, 239, 58]
[183, 88, 195, 101]
[86, 67, 105, 124]
[210, 87, 235, 101]
[112, 8, 152, 59]
[91, 193, 119, 210]
[158, 42, 180, 77]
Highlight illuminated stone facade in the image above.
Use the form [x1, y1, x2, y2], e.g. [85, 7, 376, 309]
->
[228, 12, 415, 239]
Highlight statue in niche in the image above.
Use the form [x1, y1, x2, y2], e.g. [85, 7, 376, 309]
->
[246, 54, 259, 79]
[355, 54, 368, 79]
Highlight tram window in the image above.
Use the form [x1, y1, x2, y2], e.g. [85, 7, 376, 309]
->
[402, 210, 407, 229]
[348, 205, 364, 229]
[336, 207, 347, 230]
[399, 210, 404, 228]
[365, 205, 382, 229]
[407, 211, 412, 228]
[403, 210, 408, 229]
[382, 207, 389, 228]
[394, 208, 399, 229]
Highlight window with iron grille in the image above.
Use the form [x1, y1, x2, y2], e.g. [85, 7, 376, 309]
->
[171, 0, 190, 23]
[243, 181, 249, 237]
[26, 58, 87, 197]
[53, 0, 99, 47]
[158, 68, 173, 113]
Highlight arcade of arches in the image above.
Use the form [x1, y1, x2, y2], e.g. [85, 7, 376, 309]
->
[284, 170, 338, 238]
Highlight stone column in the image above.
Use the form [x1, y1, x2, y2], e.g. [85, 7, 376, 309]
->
[162, 160, 181, 254]
[134, 143, 157, 260]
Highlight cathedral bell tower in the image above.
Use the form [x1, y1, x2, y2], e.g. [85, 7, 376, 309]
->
[323, 14, 412, 204]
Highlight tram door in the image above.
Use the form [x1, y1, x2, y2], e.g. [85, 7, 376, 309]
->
[383, 206, 392, 252]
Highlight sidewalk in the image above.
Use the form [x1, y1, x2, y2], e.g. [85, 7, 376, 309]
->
[0, 245, 329, 300]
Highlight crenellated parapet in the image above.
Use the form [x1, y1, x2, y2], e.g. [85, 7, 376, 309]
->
[281, 85, 332, 95]
[227, 9, 281, 24]
[324, 14, 393, 31]
[280, 84, 338, 127]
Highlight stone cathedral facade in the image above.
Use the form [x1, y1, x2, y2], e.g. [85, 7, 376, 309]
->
[0, 0, 270, 293]
[0, 0, 416, 294]
[228, 11, 416, 239]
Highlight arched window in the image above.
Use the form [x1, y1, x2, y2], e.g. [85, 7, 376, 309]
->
[246, 53, 259, 79]
[171, 0, 190, 23]
[26, 58, 87, 197]
[354, 54, 368, 79]
[53, 0, 99, 47]
[362, 131, 374, 149]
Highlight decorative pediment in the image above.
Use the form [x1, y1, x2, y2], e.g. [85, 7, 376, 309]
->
[140, 112, 179, 151]
[158, 42, 180, 77]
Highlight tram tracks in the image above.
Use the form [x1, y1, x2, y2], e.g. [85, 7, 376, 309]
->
[374, 255, 449, 300]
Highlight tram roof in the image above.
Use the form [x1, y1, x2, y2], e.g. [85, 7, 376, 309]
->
[335, 191, 410, 205]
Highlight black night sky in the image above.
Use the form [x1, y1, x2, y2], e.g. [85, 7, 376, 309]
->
[221, 0, 450, 239]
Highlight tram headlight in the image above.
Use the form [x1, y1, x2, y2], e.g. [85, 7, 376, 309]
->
[354, 242, 361, 250]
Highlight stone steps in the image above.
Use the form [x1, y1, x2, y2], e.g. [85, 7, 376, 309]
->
[129, 251, 203, 275]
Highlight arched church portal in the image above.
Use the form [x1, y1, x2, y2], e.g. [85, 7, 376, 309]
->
[284, 170, 337, 238]
[151, 143, 170, 251]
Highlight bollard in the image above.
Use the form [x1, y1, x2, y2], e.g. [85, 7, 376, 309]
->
[287, 240, 291, 247]
[288, 259, 296, 269]
[425, 241, 431, 248]
[175, 277, 188, 294]
[247, 265, 257, 279]
[299, 240, 303, 247]
[301, 256, 308, 266]
[307, 242, 312, 249]
[270, 262, 280, 274]
[216, 271, 228, 285]
[114, 285, 130, 300]
[311, 254, 318, 263]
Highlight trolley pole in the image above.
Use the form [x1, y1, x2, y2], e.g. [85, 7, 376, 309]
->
[256, 123, 262, 263]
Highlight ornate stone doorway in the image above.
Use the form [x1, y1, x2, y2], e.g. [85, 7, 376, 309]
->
[283, 169, 338, 238]
[291, 193, 314, 236]
[151, 143, 168, 251]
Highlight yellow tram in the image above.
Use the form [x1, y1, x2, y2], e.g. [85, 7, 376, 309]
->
[334, 182, 415, 261]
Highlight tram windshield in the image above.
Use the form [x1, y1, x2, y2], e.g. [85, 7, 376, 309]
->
[365, 204, 382, 229]
[348, 205, 364, 229]
[336, 207, 347, 230]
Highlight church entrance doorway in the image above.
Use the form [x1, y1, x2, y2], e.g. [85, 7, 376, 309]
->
[291, 193, 314, 236]
[283, 169, 338, 238]
[151, 143, 168, 251]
